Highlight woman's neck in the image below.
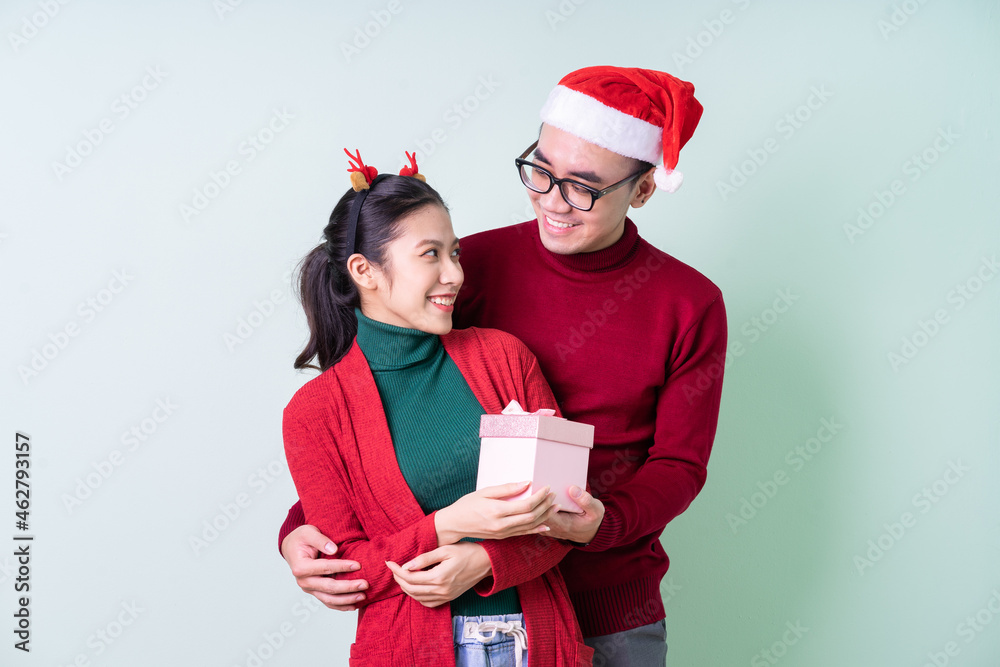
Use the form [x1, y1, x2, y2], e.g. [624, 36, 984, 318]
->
[354, 308, 440, 371]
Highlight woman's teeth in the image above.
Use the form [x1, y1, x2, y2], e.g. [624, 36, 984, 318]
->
[428, 296, 455, 306]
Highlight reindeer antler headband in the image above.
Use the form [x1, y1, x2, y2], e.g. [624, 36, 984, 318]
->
[341, 149, 426, 264]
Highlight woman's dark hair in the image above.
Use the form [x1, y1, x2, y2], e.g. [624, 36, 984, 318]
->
[294, 175, 447, 371]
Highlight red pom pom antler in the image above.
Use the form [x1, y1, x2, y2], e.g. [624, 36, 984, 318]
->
[344, 148, 378, 190]
[399, 151, 419, 177]
[398, 151, 426, 182]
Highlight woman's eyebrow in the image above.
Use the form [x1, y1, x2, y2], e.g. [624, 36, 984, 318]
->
[413, 238, 460, 248]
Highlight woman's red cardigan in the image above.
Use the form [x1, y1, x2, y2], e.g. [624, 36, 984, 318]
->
[283, 327, 594, 666]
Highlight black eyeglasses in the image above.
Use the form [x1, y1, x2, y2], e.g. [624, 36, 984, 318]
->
[514, 141, 648, 212]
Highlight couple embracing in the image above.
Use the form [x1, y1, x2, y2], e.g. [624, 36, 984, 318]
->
[280, 66, 727, 666]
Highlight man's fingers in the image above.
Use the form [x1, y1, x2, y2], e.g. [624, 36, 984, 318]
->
[311, 590, 366, 611]
[298, 574, 368, 597]
[291, 557, 361, 579]
[568, 485, 594, 510]
[294, 525, 339, 555]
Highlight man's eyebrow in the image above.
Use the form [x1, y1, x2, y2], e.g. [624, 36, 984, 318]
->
[533, 147, 602, 184]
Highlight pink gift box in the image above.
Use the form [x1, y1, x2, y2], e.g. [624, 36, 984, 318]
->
[476, 401, 594, 513]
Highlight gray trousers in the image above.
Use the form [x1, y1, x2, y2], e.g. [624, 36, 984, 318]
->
[584, 619, 668, 667]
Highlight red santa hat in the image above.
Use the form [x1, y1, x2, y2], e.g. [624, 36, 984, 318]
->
[539, 66, 703, 193]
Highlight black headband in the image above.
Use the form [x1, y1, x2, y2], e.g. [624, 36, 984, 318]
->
[343, 173, 391, 265]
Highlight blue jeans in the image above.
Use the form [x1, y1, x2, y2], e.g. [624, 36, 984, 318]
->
[584, 619, 668, 666]
[453, 614, 528, 667]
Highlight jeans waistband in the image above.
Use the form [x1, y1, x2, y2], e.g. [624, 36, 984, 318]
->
[453, 613, 527, 667]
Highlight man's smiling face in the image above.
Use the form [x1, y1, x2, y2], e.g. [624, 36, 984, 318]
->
[527, 123, 651, 255]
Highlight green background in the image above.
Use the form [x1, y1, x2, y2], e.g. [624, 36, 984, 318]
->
[2, 1, 997, 665]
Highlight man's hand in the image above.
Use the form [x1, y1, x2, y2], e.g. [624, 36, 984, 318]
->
[281, 524, 369, 611]
[435, 482, 558, 545]
[385, 542, 492, 608]
[542, 486, 605, 544]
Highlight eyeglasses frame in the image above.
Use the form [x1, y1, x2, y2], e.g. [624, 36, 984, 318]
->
[514, 140, 650, 212]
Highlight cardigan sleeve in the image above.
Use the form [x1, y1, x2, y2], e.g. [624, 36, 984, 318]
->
[283, 410, 440, 606]
[276, 500, 305, 555]
[581, 294, 728, 552]
[474, 341, 573, 594]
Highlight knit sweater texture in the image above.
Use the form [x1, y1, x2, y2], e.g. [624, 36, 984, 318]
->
[353, 309, 519, 617]
[281, 217, 727, 638]
[283, 326, 593, 665]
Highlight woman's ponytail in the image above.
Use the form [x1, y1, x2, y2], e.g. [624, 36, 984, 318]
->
[293, 242, 358, 371]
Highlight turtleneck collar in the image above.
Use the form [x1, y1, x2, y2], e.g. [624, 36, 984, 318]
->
[534, 217, 641, 274]
[354, 308, 442, 371]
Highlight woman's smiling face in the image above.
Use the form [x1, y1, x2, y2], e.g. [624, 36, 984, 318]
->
[358, 204, 463, 335]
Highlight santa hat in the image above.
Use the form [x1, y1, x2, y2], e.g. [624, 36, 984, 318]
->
[539, 66, 703, 193]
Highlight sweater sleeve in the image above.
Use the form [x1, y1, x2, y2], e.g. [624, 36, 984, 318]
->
[276, 500, 305, 555]
[283, 410, 440, 606]
[475, 536, 572, 595]
[475, 340, 573, 593]
[581, 294, 728, 552]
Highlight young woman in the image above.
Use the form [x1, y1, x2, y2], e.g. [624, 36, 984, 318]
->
[282, 152, 595, 666]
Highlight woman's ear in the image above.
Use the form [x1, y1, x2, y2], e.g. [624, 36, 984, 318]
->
[346, 253, 377, 290]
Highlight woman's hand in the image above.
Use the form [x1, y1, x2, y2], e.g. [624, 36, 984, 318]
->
[434, 482, 558, 545]
[540, 486, 606, 545]
[386, 542, 492, 608]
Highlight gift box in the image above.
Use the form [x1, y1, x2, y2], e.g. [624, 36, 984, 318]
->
[476, 400, 594, 513]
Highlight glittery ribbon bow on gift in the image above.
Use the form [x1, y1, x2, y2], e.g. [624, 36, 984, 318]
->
[500, 400, 556, 417]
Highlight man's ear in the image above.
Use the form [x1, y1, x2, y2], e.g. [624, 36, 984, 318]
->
[629, 168, 657, 208]
[347, 253, 377, 290]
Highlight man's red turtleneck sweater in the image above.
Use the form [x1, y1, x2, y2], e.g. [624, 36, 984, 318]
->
[279, 217, 727, 637]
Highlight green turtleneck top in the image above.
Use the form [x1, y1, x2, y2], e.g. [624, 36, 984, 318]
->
[353, 309, 520, 617]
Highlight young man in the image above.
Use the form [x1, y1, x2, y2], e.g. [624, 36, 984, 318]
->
[278, 66, 726, 665]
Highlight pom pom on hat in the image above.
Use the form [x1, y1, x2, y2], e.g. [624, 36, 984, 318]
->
[653, 167, 683, 193]
[540, 66, 702, 193]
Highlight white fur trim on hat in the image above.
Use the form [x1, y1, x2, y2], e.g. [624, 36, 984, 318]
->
[654, 166, 683, 193]
[540, 85, 662, 164]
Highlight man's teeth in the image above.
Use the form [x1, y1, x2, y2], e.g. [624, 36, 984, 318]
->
[547, 217, 576, 229]
[429, 296, 455, 306]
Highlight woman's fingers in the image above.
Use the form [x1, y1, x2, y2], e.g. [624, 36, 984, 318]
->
[475, 480, 532, 500]
[387, 562, 449, 606]
[498, 490, 557, 531]
[496, 485, 551, 515]
[401, 546, 449, 572]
